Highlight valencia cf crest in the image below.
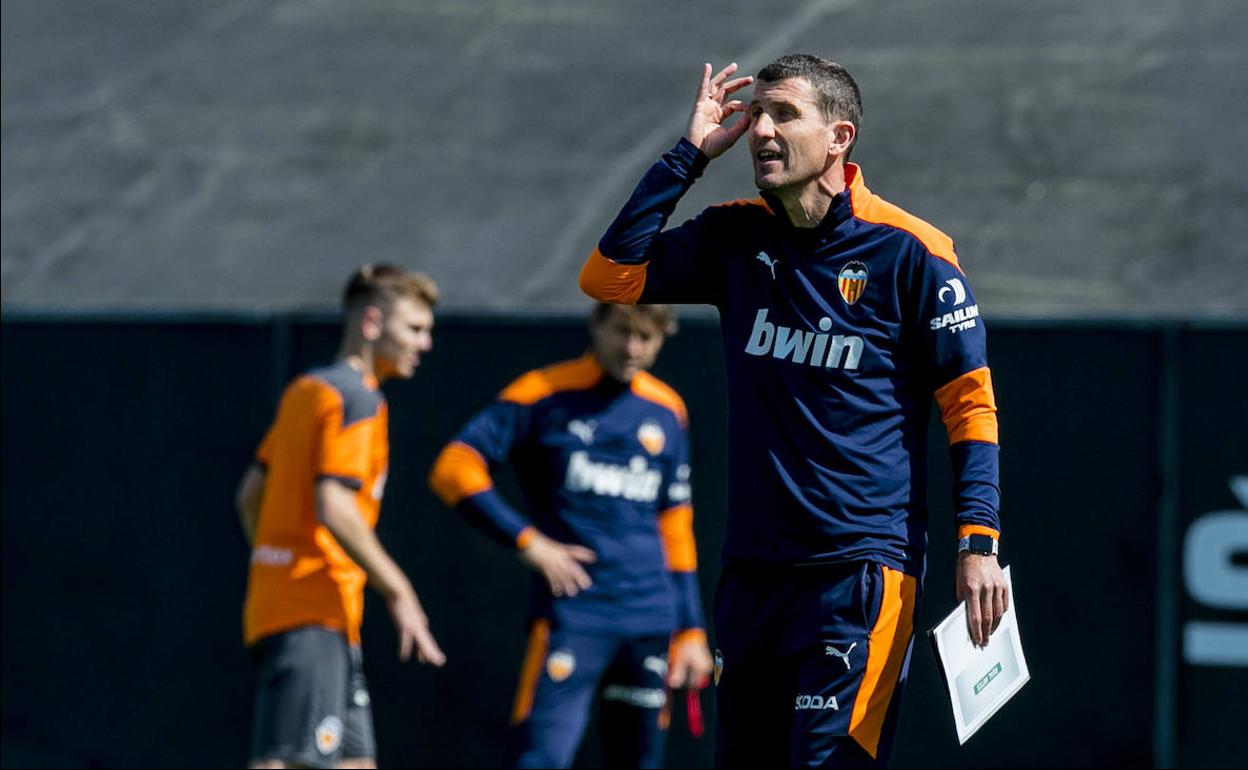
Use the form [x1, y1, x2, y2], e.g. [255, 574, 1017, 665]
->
[837, 261, 869, 305]
[637, 420, 666, 456]
[314, 715, 343, 755]
[547, 650, 576, 682]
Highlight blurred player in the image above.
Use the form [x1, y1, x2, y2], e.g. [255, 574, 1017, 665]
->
[429, 303, 713, 769]
[580, 56, 1009, 767]
[236, 265, 446, 769]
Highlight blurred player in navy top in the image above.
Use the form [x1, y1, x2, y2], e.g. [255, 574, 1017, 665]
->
[581, 55, 1010, 767]
[430, 303, 713, 769]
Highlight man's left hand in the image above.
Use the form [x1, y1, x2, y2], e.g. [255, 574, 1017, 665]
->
[667, 634, 713, 690]
[956, 553, 1009, 648]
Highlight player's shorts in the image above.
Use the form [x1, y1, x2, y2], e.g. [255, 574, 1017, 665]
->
[249, 625, 376, 768]
[712, 560, 919, 769]
[507, 621, 672, 769]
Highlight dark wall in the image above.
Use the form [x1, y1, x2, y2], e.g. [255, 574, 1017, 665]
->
[2, 316, 1245, 768]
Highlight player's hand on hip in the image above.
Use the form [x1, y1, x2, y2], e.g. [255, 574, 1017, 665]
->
[518, 531, 597, 598]
[956, 553, 1009, 648]
[388, 589, 446, 666]
[667, 635, 714, 690]
[686, 62, 753, 160]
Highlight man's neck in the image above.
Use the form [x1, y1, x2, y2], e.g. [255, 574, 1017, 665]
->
[337, 342, 378, 383]
[774, 162, 847, 229]
[588, 349, 634, 387]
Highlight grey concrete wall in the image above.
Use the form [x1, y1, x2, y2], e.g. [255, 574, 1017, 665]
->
[3, 1, 1246, 315]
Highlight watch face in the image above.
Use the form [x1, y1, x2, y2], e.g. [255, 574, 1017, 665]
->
[967, 534, 997, 554]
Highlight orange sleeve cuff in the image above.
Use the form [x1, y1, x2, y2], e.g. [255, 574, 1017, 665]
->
[672, 628, 707, 647]
[515, 527, 538, 550]
[579, 249, 646, 304]
[934, 367, 999, 444]
[958, 524, 1000, 540]
[428, 441, 494, 506]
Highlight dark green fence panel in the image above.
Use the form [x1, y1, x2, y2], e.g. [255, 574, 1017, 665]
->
[2, 316, 1245, 768]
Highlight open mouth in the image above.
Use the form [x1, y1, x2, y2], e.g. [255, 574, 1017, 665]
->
[755, 148, 783, 163]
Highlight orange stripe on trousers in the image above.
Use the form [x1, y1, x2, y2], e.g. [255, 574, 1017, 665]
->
[510, 619, 551, 724]
[848, 566, 918, 759]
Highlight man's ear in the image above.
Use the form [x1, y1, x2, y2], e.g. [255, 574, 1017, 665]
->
[360, 305, 384, 342]
[829, 120, 855, 158]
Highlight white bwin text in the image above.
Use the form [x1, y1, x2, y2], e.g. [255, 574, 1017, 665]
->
[744, 309, 863, 370]
[565, 451, 662, 502]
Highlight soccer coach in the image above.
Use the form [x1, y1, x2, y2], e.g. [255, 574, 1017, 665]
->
[580, 55, 1010, 768]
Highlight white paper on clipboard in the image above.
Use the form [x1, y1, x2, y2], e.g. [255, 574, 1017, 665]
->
[927, 565, 1030, 744]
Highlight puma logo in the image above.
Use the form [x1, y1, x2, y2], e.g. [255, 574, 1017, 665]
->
[568, 419, 596, 445]
[756, 251, 779, 280]
[825, 642, 857, 670]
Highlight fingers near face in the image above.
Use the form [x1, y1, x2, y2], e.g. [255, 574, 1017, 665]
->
[712, 62, 738, 87]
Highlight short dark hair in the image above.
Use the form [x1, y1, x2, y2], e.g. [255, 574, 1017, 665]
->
[342, 264, 439, 313]
[757, 54, 862, 157]
[590, 303, 678, 336]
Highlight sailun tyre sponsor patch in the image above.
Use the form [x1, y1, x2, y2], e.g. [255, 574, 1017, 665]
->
[930, 304, 980, 334]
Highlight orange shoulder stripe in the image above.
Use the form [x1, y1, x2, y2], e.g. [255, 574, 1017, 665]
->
[657, 503, 697, 572]
[846, 163, 959, 270]
[579, 248, 646, 304]
[498, 356, 604, 406]
[631, 372, 688, 426]
[934, 366, 999, 445]
[428, 441, 493, 506]
[290, 374, 342, 415]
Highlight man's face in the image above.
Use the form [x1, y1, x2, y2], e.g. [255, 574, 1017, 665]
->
[373, 296, 434, 380]
[589, 308, 666, 383]
[748, 77, 837, 191]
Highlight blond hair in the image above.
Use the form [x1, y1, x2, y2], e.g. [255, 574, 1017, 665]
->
[342, 264, 439, 312]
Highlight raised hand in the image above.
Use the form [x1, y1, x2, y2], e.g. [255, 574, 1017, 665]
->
[686, 62, 754, 160]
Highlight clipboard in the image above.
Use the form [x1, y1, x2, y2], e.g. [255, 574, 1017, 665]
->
[926, 565, 1030, 744]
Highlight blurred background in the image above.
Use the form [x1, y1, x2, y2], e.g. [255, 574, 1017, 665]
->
[2, 0, 1245, 767]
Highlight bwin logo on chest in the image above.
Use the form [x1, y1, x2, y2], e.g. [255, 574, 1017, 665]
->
[565, 451, 662, 502]
[744, 309, 863, 370]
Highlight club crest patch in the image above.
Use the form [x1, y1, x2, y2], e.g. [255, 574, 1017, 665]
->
[838, 261, 869, 305]
[637, 420, 666, 456]
[547, 649, 576, 682]
[314, 715, 343, 755]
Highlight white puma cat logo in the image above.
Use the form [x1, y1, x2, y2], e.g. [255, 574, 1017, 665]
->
[756, 251, 779, 280]
[825, 642, 857, 670]
[568, 419, 597, 445]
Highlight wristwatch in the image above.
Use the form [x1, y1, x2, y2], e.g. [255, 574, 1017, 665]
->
[958, 533, 998, 556]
